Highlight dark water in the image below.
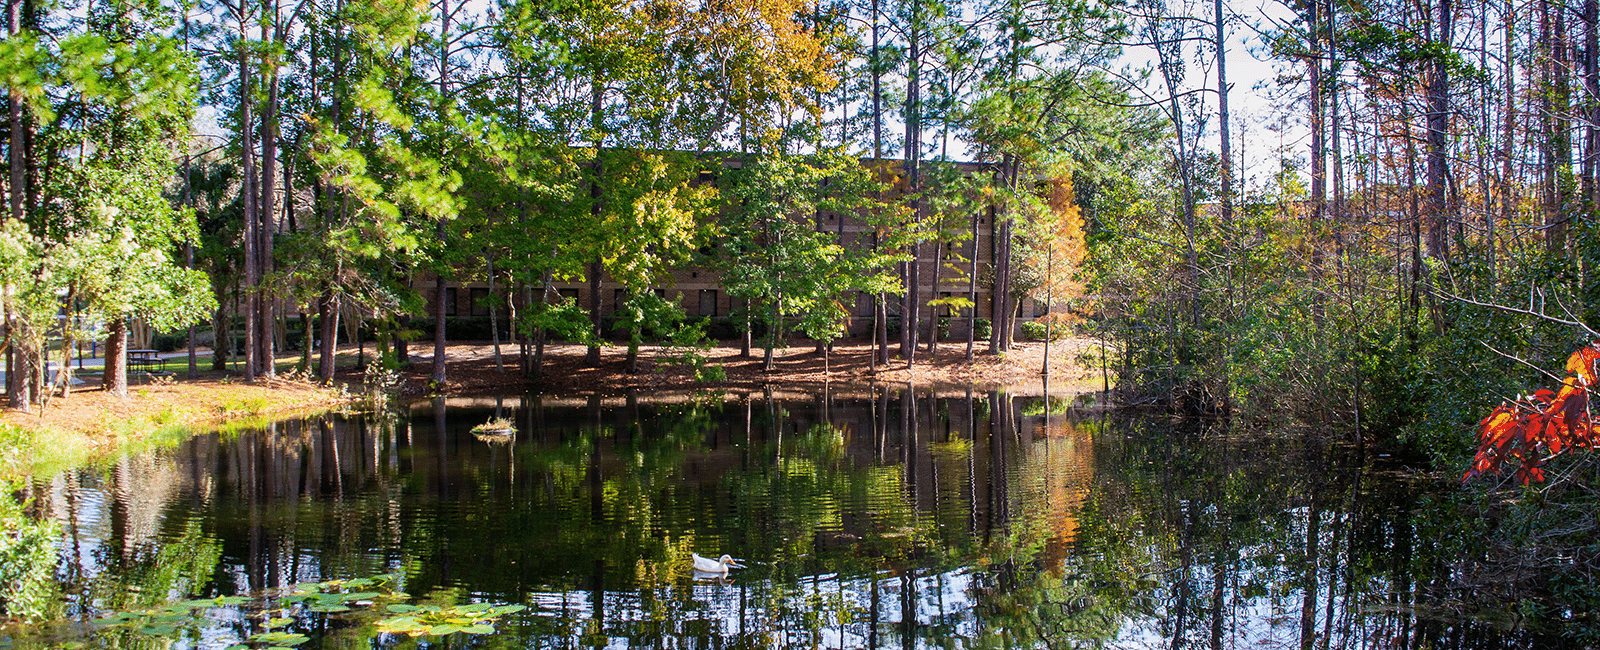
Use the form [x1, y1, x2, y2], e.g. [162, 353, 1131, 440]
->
[7, 387, 1537, 648]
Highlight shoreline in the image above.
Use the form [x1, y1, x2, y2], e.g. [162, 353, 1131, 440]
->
[0, 336, 1104, 476]
[0, 378, 352, 479]
[392, 338, 1110, 397]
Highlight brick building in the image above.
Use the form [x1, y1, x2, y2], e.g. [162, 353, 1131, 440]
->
[420, 159, 1058, 341]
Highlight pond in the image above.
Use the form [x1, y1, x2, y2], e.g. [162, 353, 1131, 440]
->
[1, 385, 1543, 648]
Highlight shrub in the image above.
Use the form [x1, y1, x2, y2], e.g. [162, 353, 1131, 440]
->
[1021, 320, 1067, 341]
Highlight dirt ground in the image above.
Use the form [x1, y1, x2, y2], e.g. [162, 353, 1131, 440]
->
[392, 336, 1112, 396]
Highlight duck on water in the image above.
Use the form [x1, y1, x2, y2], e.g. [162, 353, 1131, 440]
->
[692, 553, 744, 574]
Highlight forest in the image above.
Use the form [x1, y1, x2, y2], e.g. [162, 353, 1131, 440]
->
[4, 0, 1598, 437]
[5, 0, 1600, 638]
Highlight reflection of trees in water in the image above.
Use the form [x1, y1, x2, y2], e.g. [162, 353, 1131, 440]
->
[1010, 418, 1548, 650]
[22, 391, 1551, 648]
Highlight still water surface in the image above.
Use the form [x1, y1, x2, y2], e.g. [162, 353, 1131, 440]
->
[14, 387, 1528, 648]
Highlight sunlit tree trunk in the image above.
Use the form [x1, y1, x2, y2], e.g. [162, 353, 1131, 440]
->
[105, 318, 127, 398]
[258, 4, 280, 378]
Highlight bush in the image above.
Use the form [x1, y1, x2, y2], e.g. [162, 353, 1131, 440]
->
[1021, 320, 1067, 341]
[974, 317, 992, 341]
[149, 331, 186, 352]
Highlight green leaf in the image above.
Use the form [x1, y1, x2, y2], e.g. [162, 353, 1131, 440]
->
[460, 624, 496, 634]
[429, 624, 462, 635]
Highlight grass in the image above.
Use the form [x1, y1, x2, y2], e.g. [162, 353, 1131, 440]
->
[471, 416, 515, 433]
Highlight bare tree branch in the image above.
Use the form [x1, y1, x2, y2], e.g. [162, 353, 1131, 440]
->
[1478, 340, 1564, 384]
[1432, 287, 1600, 338]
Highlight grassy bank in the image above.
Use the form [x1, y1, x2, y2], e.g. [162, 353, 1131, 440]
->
[0, 379, 353, 482]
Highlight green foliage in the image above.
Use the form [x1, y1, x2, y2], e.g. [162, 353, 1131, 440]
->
[0, 481, 58, 622]
[717, 149, 907, 362]
[655, 314, 720, 378]
[1019, 320, 1066, 342]
[973, 317, 992, 340]
[520, 297, 595, 344]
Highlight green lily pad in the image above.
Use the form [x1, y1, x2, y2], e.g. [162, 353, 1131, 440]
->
[248, 631, 310, 646]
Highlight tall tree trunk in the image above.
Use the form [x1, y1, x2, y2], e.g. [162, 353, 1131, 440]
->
[1498, 0, 1514, 273]
[239, 11, 258, 382]
[105, 318, 128, 398]
[432, 225, 448, 385]
[184, 138, 197, 378]
[258, 6, 279, 378]
[903, 10, 921, 368]
[318, 287, 339, 382]
[871, 0, 887, 368]
[212, 298, 227, 371]
[1585, 0, 1600, 259]
[587, 72, 605, 367]
[966, 207, 980, 362]
[587, 258, 602, 365]
[488, 252, 502, 371]
[534, 264, 552, 378]
[7, 0, 23, 408]
[1424, 0, 1453, 259]
[431, 0, 452, 385]
[1216, 0, 1233, 228]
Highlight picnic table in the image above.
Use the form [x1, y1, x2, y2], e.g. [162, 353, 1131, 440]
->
[129, 349, 160, 372]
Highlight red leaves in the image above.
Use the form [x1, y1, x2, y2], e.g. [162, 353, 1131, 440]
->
[1465, 342, 1600, 485]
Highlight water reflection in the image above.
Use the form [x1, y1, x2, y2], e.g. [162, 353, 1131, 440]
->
[16, 387, 1543, 648]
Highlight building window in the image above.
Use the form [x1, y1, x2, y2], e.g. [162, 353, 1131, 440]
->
[557, 288, 579, 304]
[857, 292, 874, 317]
[614, 288, 627, 313]
[470, 288, 491, 317]
[939, 291, 954, 317]
[1035, 298, 1050, 318]
[699, 290, 718, 317]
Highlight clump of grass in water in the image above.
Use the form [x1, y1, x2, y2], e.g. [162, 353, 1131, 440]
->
[471, 417, 515, 433]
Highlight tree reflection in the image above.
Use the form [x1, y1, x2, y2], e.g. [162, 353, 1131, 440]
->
[11, 389, 1562, 648]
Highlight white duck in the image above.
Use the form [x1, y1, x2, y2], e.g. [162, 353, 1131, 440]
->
[692, 553, 745, 573]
